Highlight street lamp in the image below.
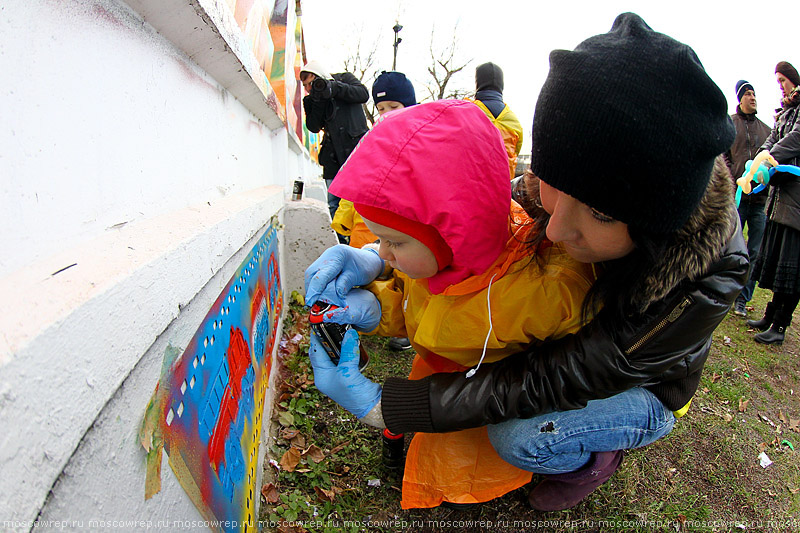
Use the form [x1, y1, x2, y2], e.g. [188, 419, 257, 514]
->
[392, 23, 403, 70]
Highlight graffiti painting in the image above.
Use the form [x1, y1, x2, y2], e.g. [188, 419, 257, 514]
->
[142, 221, 283, 532]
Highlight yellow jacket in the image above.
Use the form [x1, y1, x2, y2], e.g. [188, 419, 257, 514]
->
[331, 199, 378, 249]
[364, 206, 598, 509]
[365, 220, 595, 368]
[471, 99, 524, 179]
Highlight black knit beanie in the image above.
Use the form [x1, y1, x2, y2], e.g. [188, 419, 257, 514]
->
[531, 13, 735, 234]
[475, 62, 504, 93]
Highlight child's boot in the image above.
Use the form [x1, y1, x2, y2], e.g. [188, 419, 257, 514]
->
[527, 450, 623, 511]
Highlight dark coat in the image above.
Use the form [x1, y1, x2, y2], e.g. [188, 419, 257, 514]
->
[303, 72, 369, 178]
[381, 160, 749, 434]
[724, 106, 771, 206]
[761, 98, 800, 231]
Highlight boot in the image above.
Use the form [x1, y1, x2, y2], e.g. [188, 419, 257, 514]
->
[754, 324, 786, 345]
[746, 302, 776, 331]
[528, 450, 624, 511]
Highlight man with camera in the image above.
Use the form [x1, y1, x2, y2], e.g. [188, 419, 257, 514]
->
[300, 61, 369, 223]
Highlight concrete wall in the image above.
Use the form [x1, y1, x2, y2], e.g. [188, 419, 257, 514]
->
[0, 0, 334, 530]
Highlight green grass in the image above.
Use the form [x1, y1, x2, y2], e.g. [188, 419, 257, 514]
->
[260, 291, 800, 532]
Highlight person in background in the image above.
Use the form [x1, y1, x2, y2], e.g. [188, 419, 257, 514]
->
[305, 13, 746, 511]
[471, 62, 524, 179]
[331, 70, 418, 352]
[746, 61, 800, 344]
[300, 61, 369, 225]
[724, 80, 771, 317]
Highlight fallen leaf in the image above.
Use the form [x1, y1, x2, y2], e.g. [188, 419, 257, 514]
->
[290, 433, 306, 449]
[278, 410, 295, 427]
[738, 398, 749, 412]
[779, 411, 789, 424]
[280, 429, 300, 440]
[724, 413, 734, 422]
[280, 447, 301, 472]
[303, 444, 325, 463]
[711, 373, 722, 383]
[790, 419, 800, 432]
[315, 486, 335, 503]
[261, 482, 279, 504]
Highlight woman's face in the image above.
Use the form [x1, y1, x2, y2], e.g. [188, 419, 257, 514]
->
[537, 179, 636, 263]
[777, 73, 796, 98]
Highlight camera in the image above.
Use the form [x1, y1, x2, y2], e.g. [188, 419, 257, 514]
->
[311, 77, 329, 93]
[309, 302, 369, 371]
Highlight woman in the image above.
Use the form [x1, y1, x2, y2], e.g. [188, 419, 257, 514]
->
[304, 13, 748, 511]
[746, 61, 800, 345]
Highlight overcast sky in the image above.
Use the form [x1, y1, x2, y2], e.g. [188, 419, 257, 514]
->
[301, 0, 794, 152]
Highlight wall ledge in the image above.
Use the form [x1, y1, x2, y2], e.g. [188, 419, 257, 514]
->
[0, 186, 284, 524]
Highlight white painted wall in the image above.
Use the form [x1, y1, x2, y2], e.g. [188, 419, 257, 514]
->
[0, 0, 332, 530]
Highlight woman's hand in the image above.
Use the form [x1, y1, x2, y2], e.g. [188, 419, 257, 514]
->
[309, 329, 382, 419]
[304, 244, 385, 307]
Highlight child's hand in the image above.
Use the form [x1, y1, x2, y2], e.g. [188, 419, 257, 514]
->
[305, 245, 385, 306]
[323, 289, 381, 332]
[308, 329, 382, 419]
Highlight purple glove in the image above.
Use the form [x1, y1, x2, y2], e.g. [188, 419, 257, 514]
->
[305, 244, 384, 307]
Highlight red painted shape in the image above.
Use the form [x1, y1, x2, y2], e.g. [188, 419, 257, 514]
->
[208, 327, 251, 472]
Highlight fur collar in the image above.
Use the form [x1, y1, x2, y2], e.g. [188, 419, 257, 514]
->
[630, 157, 737, 311]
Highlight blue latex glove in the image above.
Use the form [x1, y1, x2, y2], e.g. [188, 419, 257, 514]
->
[309, 329, 382, 419]
[305, 244, 384, 307]
[323, 288, 381, 332]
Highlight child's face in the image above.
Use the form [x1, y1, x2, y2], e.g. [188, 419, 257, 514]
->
[537, 179, 635, 263]
[376, 101, 405, 115]
[362, 218, 439, 278]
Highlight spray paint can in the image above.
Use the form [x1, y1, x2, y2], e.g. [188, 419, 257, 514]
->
[381, 429, 404, 469]
[291, 179, 304, 201]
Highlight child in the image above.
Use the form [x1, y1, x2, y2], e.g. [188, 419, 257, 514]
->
[331, 71, 417, 249]
[326, 99, 598, 509]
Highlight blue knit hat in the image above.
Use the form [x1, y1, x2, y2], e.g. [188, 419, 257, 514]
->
[372, 71, 417, 108]
[735, 80, 754, 102]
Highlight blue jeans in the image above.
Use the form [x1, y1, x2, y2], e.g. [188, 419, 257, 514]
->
[487, 387, 675, 474]
[737, 201, 767, 303]
[324, 178, 341, 220]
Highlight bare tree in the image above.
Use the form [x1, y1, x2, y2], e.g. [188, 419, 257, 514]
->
[423, 23, 472, 101]
[342, 30, 382, 125]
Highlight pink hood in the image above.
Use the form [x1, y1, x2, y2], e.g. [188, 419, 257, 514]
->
[330, 99, 512, 293]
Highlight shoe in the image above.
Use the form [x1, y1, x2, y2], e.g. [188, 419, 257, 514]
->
[754, 324, 786, 345]
[732, 299, 747, 317]
[528, 450, 624, 512]
[746, 302, 776, 331]
[388, 337, 412, 351]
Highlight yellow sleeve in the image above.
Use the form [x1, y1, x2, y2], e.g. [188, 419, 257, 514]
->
[363, 274, 408, 338]
[331, 199, 355, 236]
